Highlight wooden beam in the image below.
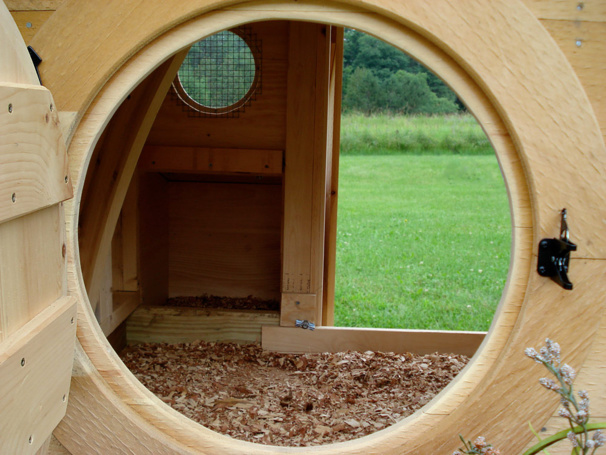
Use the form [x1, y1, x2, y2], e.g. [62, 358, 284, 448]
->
[78, 51, 187, 313]
[111, 173, 139, 292]
[0, 296, 77, 455]
[100, 291, 141, 336]
[281, 22, 331, 327]
[0, 83, 72, 224]
[262, 326, 486, 357]
[126, 305, 279, 345]
[138, 172, 169, 307]
[322, 26, 344, 326]
[140, 146, 283, 175]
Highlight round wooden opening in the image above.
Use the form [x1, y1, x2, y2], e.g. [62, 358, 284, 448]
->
[33, 1, 605, 452]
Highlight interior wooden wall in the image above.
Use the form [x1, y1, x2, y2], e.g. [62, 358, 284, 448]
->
[139, 21, 289, 304]
[167, 180, 282, 300]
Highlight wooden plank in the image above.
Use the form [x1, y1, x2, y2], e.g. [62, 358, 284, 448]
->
[322, 26, 344, 326]
[262, 326, 486, 357]
[0, 205, 65, 341]
[0, 2, 39, 84]
[111, 173, 139, 292]
[0, 296, 77, 455]
[281, 22, 330, 326]
[138, 172, 169, 307]
[279, 293, 317, 326]
[0, 84, 71, 223]
[309, 22, 331, 324]
[126, 305, 279, 345]
[168, 181, 282, 300]
[100, 291, 141, 336]
[523, 0, 606, 22]
[10, 11, 53, 44]
[78, 52, 187, 308]
[140, 146, 283, 175]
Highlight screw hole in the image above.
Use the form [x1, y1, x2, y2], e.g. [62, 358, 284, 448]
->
[71, 317, 74, 324]
[577, 2, 584, 10]
[62, 394, 67, 402]
[21, 358, 26, 367]
[65, 175, 69, 183]
[8, 103, 13, 113]
[28, 435, 33, 444]
[11, 193, 16, 203]
[50, 104, 54, 112]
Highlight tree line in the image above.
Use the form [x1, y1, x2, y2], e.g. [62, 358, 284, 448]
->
[342, 29, 463, 115]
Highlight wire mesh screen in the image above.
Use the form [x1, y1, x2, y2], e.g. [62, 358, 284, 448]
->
[173, 28, 262, 117]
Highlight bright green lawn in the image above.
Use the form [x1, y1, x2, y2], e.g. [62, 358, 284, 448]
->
[334, 154, 511, 332]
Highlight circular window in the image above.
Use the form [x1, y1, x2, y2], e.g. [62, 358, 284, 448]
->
[173, 30, 261, 115]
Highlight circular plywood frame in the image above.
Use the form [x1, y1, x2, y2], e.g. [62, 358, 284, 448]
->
[30, 0, 606, 453]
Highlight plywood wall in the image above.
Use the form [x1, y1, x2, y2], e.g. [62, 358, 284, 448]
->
[167, 180, 282, 300]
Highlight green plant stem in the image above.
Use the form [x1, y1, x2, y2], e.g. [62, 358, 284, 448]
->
[522, 423, 606, 455]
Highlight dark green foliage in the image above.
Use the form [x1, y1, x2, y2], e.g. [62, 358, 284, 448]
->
[342, 29, 461, 115]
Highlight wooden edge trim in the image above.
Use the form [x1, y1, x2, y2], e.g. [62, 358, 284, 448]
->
[262, 326, 486, 357]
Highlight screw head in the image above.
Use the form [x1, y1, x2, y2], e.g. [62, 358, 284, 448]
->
[538, 266, 547, 275]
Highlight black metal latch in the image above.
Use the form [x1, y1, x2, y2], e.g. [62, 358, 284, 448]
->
[537, 209, 577, 290]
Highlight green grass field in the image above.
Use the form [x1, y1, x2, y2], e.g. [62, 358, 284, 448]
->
[334, 121, 511, 331]
[340, 113, 492, 156]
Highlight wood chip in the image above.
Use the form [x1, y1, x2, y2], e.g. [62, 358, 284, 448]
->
[120, 341, 468, 447]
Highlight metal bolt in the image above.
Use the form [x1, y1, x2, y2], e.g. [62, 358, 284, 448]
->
[540, 240, 550, 249]
[576, 39, 583, 47]
[26, 22, 32, 28]
[538, 266, 547, 275]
